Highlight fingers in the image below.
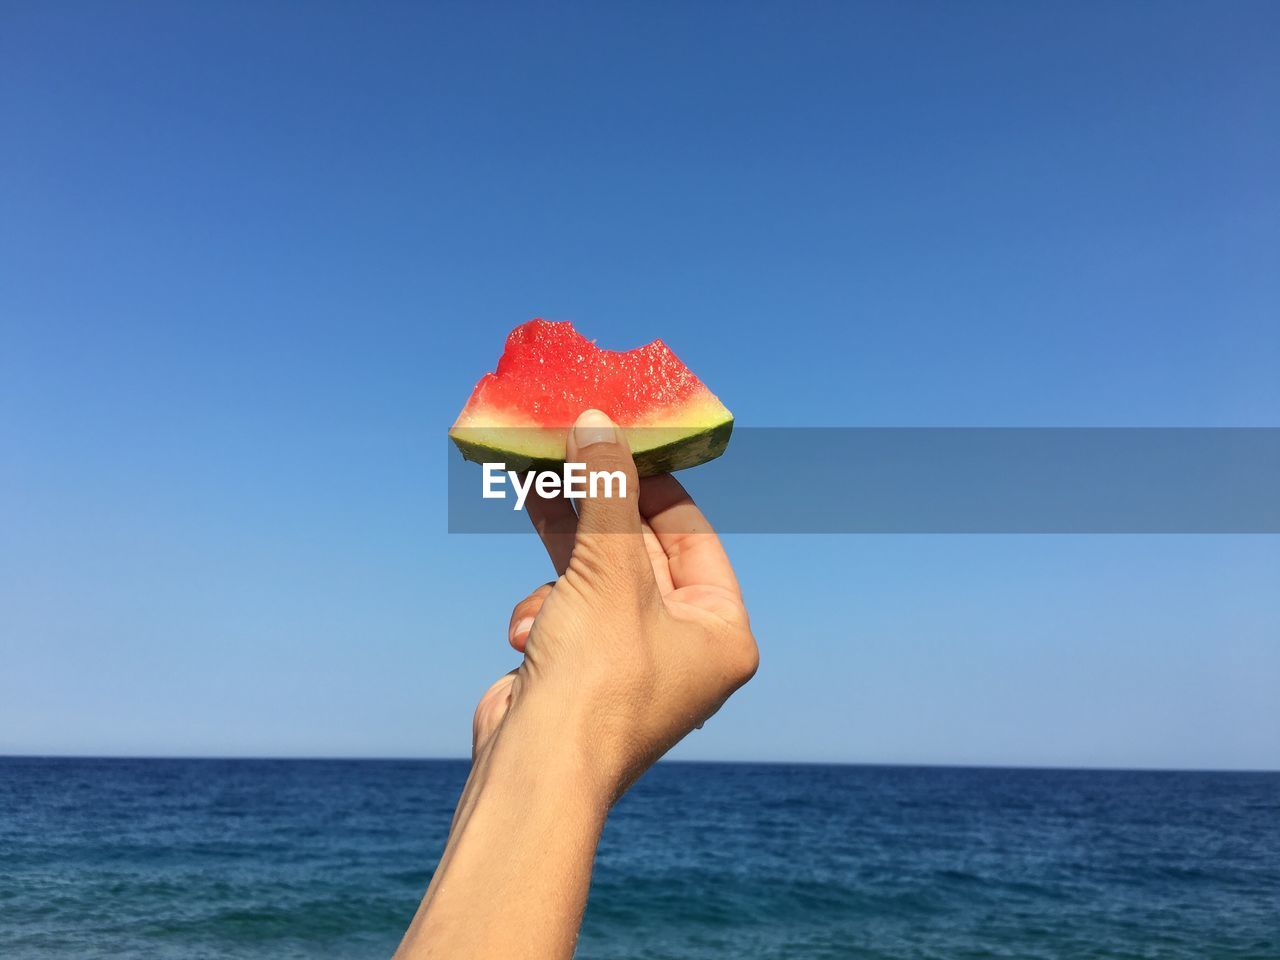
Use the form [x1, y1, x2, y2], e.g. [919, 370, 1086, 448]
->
[641, 519, 675, 594]
[507, 582, 554, 652]
[565, 409, 643, 537]
[472, 671, 517, 757]
[525, 489, 577, 576]
[563, 410, 652, 586]
[638, 474, 740, 595]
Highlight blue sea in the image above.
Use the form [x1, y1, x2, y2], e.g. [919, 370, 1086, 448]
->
[1, 759, 1276, 959]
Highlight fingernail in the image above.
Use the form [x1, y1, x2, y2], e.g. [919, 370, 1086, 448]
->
[574, 408, 616, 448]
[510, 617, 535, 642]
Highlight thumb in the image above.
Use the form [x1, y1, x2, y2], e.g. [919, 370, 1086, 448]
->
[566, 409, 643, 538]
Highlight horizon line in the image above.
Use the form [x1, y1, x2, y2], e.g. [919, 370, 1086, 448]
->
[2, 754, 1276, 775]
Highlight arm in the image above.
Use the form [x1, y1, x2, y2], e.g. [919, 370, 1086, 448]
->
[395, 409, 758, 959]
[393, 694, 606, 958]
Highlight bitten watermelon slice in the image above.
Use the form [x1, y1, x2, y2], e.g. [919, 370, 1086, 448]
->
[450, 319, 733, 476]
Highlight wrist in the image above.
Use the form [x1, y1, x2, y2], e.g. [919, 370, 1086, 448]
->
[479, 681, 616, 815]
[402, 681, 610, 959]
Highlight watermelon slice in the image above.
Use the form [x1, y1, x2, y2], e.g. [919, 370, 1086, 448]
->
[450, 319, 733, 476]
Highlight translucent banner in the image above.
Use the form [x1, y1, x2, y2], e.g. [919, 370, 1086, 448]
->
[446, 428, 1280, 534]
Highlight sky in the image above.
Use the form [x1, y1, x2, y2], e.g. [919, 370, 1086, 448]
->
[2, 1, 1277, 769]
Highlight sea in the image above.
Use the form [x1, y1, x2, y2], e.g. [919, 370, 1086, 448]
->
[1, 758, 1276, 959]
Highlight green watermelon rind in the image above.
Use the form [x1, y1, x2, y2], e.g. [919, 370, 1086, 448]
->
[451, 418, 733, 478]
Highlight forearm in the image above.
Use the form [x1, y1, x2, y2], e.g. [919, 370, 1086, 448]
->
[394, 695, 609, 959]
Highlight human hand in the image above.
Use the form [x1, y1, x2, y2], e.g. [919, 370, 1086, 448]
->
[472, 409, 758, 802]
[399, 410, 756, 959]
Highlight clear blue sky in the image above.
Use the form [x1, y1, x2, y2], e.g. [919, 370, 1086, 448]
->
[2, 1, 1277, 768]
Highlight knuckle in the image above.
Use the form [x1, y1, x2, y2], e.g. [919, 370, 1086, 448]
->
[510, 583, 554, 624]
[578, 451, 637, 490]
[723, 631, 760, 687]
[571, 531, 649, 577]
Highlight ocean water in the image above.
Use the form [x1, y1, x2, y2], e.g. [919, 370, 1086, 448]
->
[1, 759, 1276, 959]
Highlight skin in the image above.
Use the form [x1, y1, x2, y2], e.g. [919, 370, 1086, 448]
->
[394, 409, 759, 959]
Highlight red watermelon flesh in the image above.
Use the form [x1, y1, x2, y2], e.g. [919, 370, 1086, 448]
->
[450, 319, 733, 476]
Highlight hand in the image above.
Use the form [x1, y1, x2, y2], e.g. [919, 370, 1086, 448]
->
[474, 409, 758, 800]
[396, 409, 756, 960]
